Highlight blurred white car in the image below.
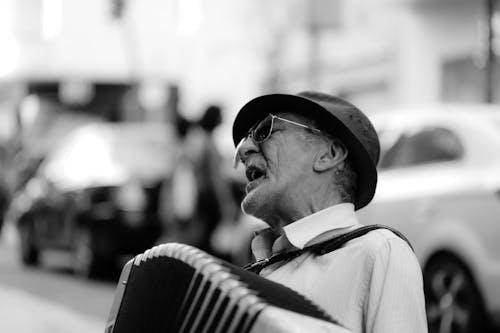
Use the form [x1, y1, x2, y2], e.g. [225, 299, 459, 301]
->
[10, 122, 175, 278]
[357, 104, 500, 333]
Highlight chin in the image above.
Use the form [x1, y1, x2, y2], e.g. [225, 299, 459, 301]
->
[241, 192, 260, 216]
[241, 188, 271, 220]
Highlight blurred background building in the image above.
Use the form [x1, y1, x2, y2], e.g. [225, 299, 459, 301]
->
[0, 0, 498, 155]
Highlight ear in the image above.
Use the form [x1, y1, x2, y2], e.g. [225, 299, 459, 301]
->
[313, 139, 348, 172]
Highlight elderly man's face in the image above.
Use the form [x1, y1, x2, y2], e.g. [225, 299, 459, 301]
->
[236, 112, 320, 226]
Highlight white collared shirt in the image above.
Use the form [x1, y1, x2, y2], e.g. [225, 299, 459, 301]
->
[251, 203, 428, 333]
[284, 203, 360, 249]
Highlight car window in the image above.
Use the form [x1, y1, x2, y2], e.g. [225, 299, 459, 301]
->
[379, 126, 464, 170]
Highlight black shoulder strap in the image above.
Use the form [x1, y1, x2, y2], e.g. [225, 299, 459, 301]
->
[243, 224, 413, 273]
[312, 224, 414, 256]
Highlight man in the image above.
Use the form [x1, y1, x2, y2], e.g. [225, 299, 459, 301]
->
[232, 91, 427, 333]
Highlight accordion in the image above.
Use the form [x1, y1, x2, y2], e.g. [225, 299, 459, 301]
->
[105, 243, 351, 333]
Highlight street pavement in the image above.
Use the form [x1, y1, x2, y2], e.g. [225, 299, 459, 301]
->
[0, 285, 105, 333]
[0, 223, 106, 333]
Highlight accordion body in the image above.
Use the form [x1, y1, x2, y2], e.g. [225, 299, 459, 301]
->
[105, 243, 351, 333]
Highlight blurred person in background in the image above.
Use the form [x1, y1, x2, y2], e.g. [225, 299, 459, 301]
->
[158, 116, 201, 246]
[192, 105, 238, 259]
[232, 91, 427, 333]
[159, 106, 238, 260]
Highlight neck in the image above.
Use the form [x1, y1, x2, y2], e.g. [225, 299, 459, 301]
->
[264, 181, 342, 233]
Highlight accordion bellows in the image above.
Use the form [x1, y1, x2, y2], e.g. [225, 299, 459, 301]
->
[105, 243, 351, 333]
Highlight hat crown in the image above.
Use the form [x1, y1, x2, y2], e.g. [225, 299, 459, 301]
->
[297, 91, 380, 166]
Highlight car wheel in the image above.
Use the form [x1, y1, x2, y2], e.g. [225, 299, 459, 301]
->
[18, 222, 39, 266]
[424, 255, 487, 333]
[73, 228, 100, 278]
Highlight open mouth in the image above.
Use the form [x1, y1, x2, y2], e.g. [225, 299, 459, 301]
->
[245, 165, 266, 190]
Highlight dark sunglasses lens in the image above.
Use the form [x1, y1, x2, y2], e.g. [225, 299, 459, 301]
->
[253, 116, 273, 142]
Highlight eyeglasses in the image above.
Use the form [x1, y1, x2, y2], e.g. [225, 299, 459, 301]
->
[233, 114, 322, 168]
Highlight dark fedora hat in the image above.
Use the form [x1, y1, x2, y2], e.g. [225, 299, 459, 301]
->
[232, 91, 380, 210]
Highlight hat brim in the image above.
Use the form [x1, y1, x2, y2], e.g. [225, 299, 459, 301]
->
[232, 93, 377, 210]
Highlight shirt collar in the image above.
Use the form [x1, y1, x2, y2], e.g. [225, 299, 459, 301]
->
[283, 203, 359, 249]
[250, 203, 360, 261]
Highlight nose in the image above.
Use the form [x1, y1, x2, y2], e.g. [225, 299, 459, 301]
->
[233, 136, 260, 169]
